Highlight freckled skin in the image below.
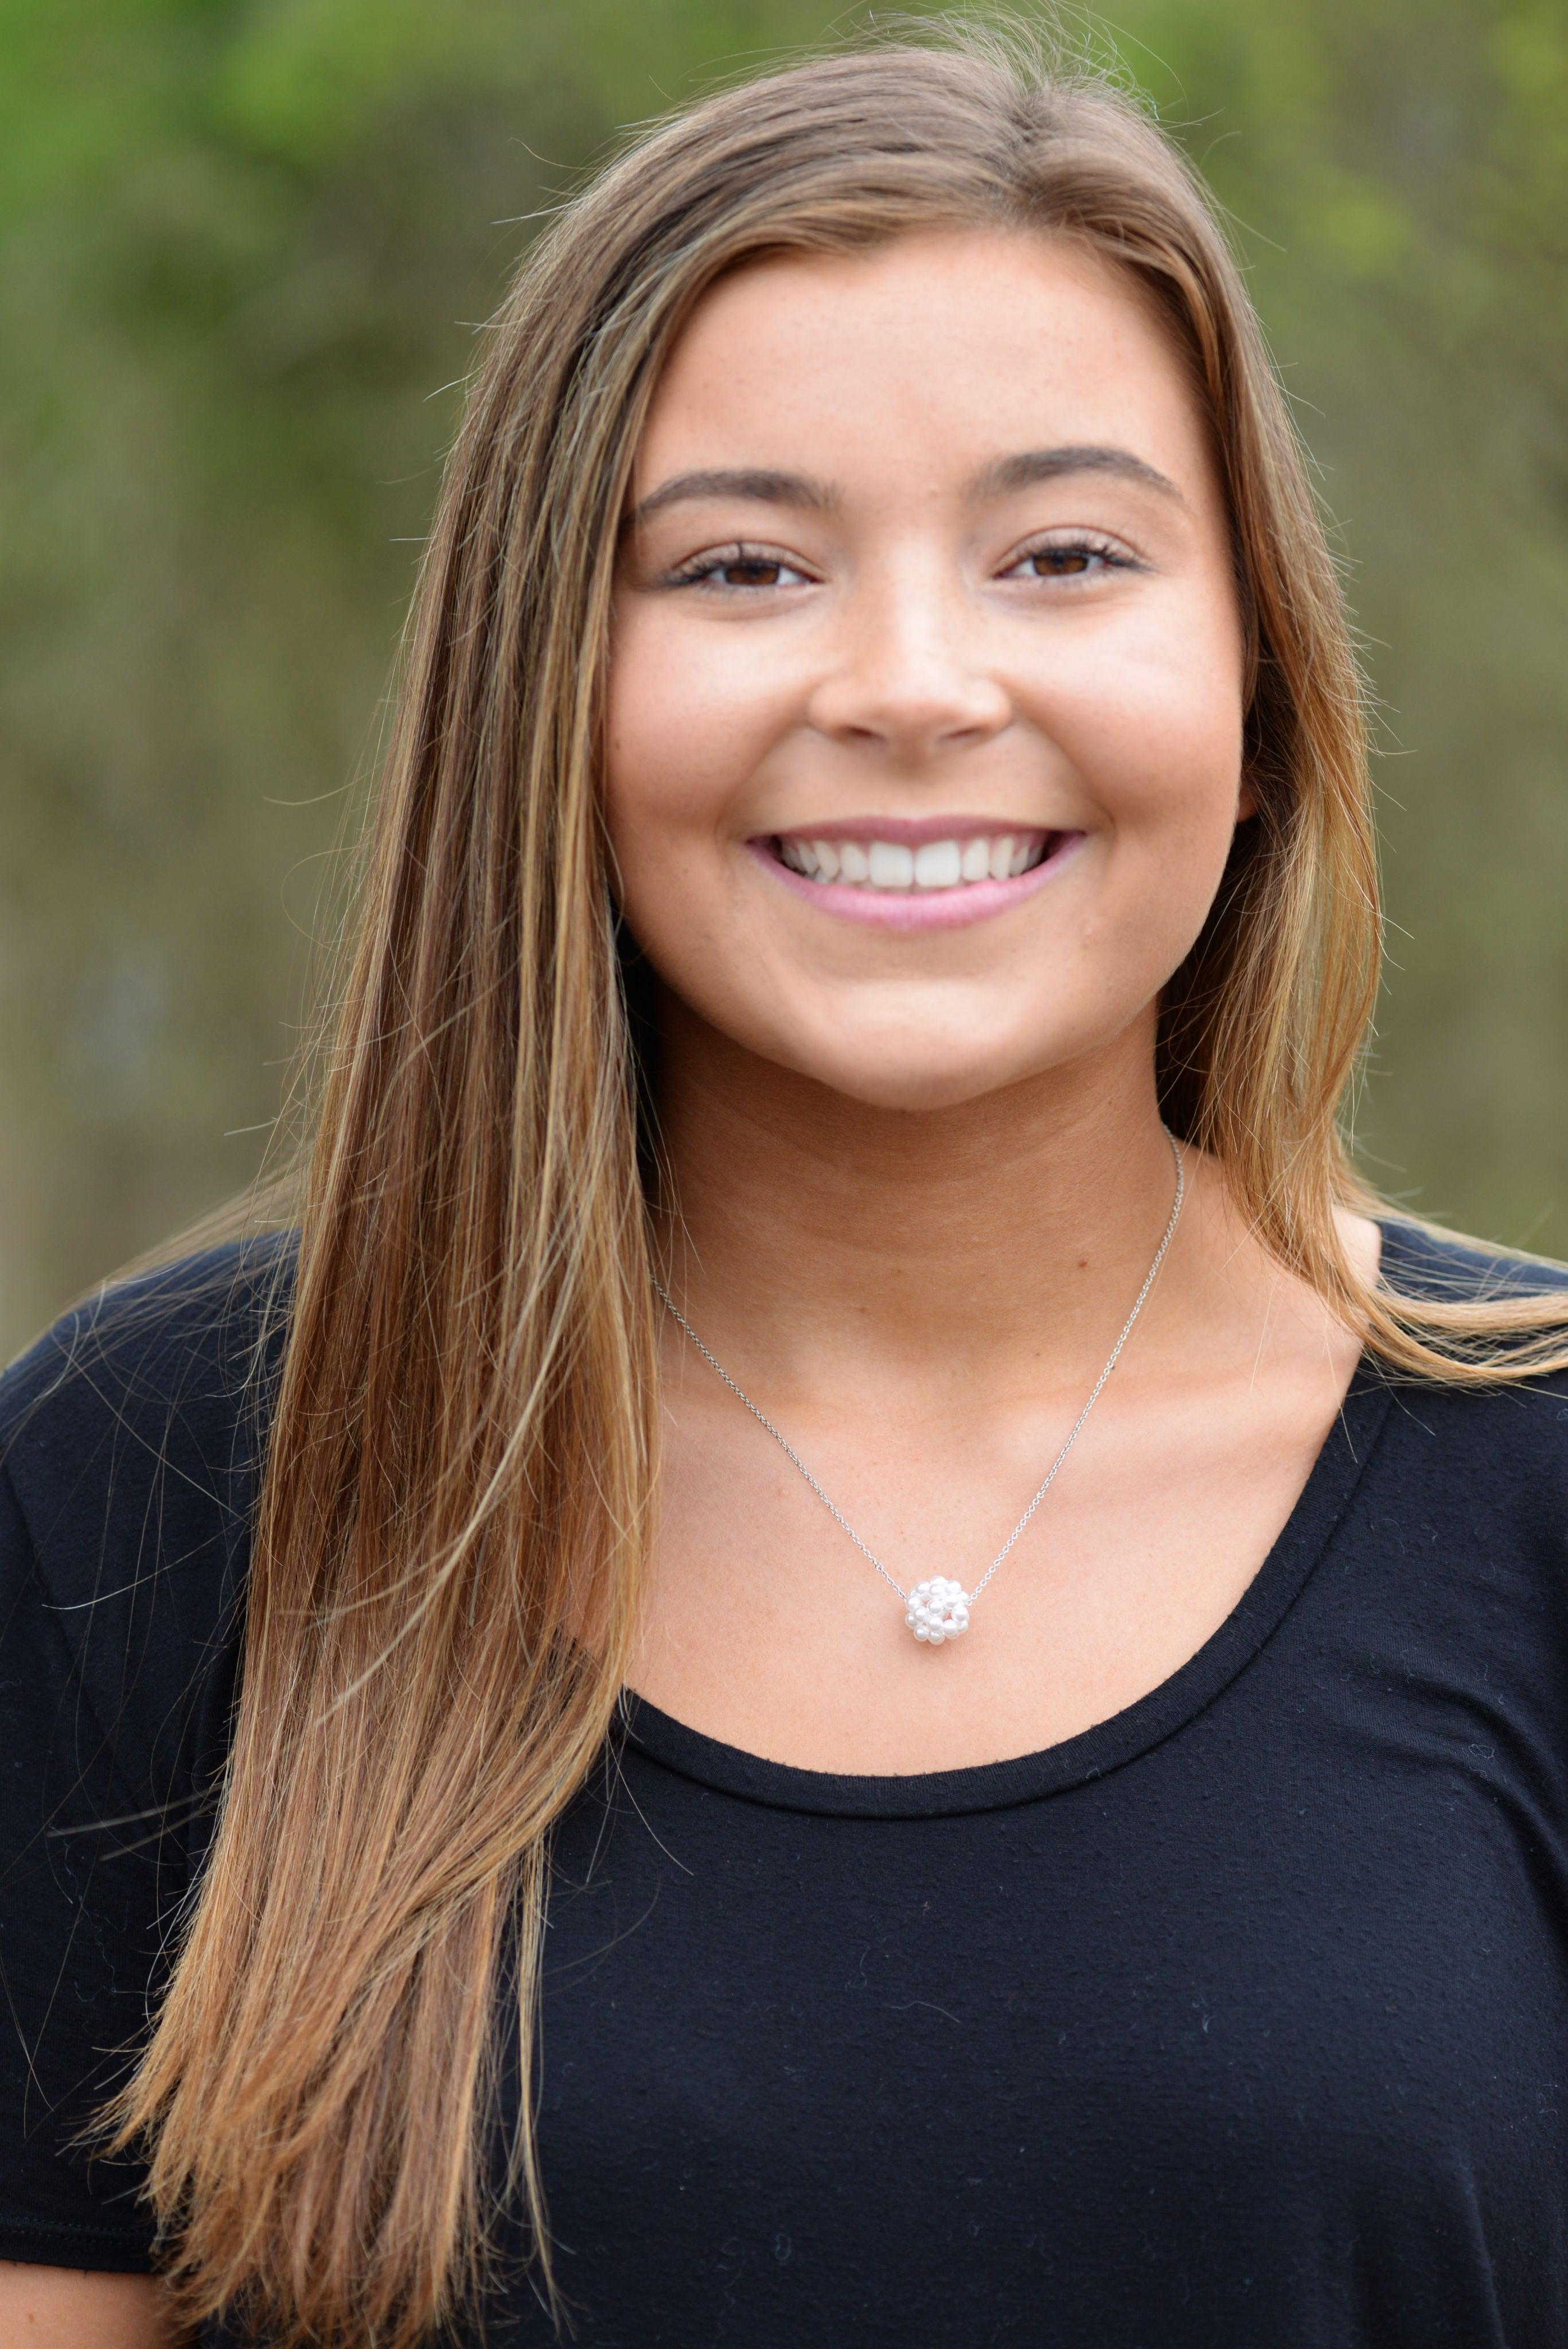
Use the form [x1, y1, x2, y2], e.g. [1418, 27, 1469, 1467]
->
[608, 229, 1249, 1113]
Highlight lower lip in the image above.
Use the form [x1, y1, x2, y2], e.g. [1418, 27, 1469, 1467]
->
[746, 833, 1086, 930]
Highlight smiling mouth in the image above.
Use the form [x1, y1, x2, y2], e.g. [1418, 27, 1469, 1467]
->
[766, 827, 1063, 892]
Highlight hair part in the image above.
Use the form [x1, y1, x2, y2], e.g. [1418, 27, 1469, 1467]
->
[100, 18, 1568, 2346]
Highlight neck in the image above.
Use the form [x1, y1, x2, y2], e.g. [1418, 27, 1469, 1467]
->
[649, 996, 1195, 1397]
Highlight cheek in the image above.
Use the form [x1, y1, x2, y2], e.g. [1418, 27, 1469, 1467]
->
[1038, 602, 1245, 868]
[603, 604, 796, 859]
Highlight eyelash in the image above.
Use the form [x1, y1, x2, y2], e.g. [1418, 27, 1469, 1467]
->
[664, 533, 1138, 592]
[665, 545, 814, 591]
[1003, 532, 1138, 583]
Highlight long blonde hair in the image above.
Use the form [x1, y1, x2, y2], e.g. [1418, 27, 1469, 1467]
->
[104, 22, 1568, 2346]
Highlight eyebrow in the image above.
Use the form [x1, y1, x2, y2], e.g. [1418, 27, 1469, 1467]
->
[624, 443, 1184, 531]
[625, 467, 840, 530]
[973, 444, 1186, 505]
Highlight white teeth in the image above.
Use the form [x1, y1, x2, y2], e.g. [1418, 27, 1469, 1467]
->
[867, 841, 915, 889]
[913, 840, 963, 890]
[778, 832, 1051, 891]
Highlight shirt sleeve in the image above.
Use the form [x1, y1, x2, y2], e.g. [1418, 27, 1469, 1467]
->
[0, 1456, 162, 2268]
[0, 1237, 290, 2273]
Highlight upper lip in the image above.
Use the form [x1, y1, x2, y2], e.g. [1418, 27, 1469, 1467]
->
[758, 814, 1068, 846]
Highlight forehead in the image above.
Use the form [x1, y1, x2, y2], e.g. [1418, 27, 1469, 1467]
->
[632, 228, 1217, 505]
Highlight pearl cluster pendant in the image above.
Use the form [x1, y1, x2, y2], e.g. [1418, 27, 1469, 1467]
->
[905, 1576, 971, 1645]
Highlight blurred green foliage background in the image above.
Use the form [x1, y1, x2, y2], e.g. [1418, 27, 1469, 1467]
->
[2, 0, 1566, 1353]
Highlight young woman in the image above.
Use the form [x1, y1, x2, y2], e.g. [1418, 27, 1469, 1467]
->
[2, 28, 1566, 2349]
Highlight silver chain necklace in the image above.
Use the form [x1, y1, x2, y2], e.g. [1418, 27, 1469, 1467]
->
[653, 1129, 1185, 1648]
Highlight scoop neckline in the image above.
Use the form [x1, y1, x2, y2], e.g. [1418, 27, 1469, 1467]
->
[618, 1326, 1402, 1823]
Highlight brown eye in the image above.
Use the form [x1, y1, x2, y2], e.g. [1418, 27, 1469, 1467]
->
[1003, 534, 1131, 586]
[670, 545, 810, 591]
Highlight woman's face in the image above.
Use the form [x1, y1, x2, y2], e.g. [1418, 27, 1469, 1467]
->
[606, 229, 1248, 1112]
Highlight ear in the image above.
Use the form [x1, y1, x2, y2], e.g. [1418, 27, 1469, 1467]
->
[1235, 771, 1258, 822]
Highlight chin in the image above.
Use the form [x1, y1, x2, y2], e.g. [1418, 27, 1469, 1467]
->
[798, 1042, 1039, 1115]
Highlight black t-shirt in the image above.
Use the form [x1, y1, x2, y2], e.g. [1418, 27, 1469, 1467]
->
[2, 1223, 1568, 2346]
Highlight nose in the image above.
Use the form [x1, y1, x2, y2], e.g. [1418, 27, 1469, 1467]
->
[804, 561, 1012, 763]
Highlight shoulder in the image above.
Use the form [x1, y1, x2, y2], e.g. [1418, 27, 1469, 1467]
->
[0, 1232, 298, 1816]
[1, 1227, 298, 1452]
[1365, 1217, 1568, 1532]
[1375, 1215, 1568, 1310]
[0, 1228, 298, 1578]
